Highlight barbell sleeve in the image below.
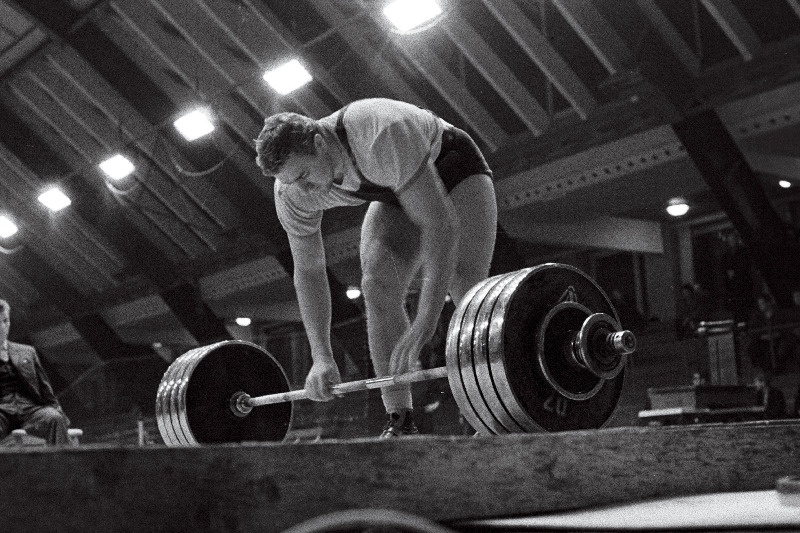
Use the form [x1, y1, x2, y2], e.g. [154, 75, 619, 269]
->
[246, 366, 450, 408]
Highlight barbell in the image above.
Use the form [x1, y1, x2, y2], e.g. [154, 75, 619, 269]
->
[156, 263, 637, 446]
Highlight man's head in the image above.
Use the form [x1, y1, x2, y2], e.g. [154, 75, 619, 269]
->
[0, 299, 10, 344]
[254, 112, 320, 176]
[254, 112, 337, 195]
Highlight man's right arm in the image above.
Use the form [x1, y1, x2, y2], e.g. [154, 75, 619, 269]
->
[287, 230, 341, 400]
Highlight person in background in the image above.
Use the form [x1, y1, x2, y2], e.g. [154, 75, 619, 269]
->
[752, 367, 786, 420]
[0, 299, 72, 445]
[255, 98, 497, 437]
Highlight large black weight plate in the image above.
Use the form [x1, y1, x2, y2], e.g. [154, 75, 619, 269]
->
[474, 268, 543, 433]
[488, 263, 625, 432]
[157, 340, 293, 445]
[470, 270, 530, 433]
[446, 272, 514, 435]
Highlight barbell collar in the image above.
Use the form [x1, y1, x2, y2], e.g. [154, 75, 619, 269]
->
[570, 313, 634, 380]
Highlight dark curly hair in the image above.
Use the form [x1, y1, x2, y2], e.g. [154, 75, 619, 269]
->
[254, 112, 319, 175]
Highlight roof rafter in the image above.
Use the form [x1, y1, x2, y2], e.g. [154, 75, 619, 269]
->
[481, 0, 596, 120]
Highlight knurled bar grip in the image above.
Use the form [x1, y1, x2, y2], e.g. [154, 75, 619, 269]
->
[247, 366, 449, 407]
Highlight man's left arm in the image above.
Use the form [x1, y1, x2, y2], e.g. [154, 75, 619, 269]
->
[390, 161, 459, 375]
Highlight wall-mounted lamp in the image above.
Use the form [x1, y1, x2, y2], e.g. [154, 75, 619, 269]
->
[666, 198, 690, 217]
[346, 286, 362, 300]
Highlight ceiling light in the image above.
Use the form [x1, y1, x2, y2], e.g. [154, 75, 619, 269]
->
[0, 215, 18, 239]
[174, 109, 215, 141]
[235, 317, 252, 327]
[38, 187, 72, 212]
[346, 286, 361, 300]
[263, 59, 312, 95]
[384, 0, 442, 32]
[779, 180, 792, 189]
[666, 198, 690, 217]
[99, 154, 135, 180]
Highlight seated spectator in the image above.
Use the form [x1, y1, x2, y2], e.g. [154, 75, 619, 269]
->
[0, 299, 73, 445]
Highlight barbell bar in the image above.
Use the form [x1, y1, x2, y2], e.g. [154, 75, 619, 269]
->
[156, 263, 636, 446]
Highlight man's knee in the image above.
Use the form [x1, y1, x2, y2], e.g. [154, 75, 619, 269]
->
[37, 407, 68, 427]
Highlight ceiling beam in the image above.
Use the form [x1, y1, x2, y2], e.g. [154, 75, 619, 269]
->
[743, 151, 800, 181]
[699, 0, 761, 62]
[310, 0, 426, 107]
[500, 216, 664, 255]
[635, 0, 701, 76]
[441, 10, 550, 136]
[481, 0, 596, 120]
[674, 109, 800, 308]
[237, 0, 351, 115]
[0, 145, 125, 294]
[550, 0, 634, 76]
[387, 31, 508, 152]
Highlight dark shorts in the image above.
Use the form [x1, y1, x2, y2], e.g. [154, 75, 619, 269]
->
[350, 125, 492, 205]
[434, 126, 493, 193]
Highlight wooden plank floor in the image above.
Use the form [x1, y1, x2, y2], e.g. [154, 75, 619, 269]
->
[1, 420, 799, 532]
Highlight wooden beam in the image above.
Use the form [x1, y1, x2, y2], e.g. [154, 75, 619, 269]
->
[550, 0, 634, 76]
[743, 151, 800, 181]
[441, 10, 550, 136]
[236, 0, 349, 115]
[500, 216, 664, 254]
[388, 31, 508, 152]
[635, 0, 701, 76]
[310, 1, 426, 107]
[482, 0, 596, 120]
[1, 422, 799, 532]
[699, 0, 761, 62]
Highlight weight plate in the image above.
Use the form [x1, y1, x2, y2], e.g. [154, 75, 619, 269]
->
[445, 272, 511, 435]
[487, 263, 626, 432]
[471, 269, 530, 433]
[156, 340, 292, 445]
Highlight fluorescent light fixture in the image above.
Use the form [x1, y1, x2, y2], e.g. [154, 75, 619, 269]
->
[263, 59, 312, 95]
[235, 317, 252, 327]
[0, 215, 18, 238]
[99, 154, 135, 180]
[666, 198, 690, 217]
[779, 180, 792, 189]
[346, 286, 362, 300]
[384, 0, 442, 32]
[38, 187, 72, 212]
[174, 109, 215, 141]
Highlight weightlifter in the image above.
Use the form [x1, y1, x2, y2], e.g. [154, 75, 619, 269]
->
[255, 98, 497, 437]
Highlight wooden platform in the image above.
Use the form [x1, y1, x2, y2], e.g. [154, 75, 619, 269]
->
[1, 421, 800, 532]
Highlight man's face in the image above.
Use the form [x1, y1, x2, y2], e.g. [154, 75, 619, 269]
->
[273, 134, 335, 195]
[0, 309, 9, 344]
